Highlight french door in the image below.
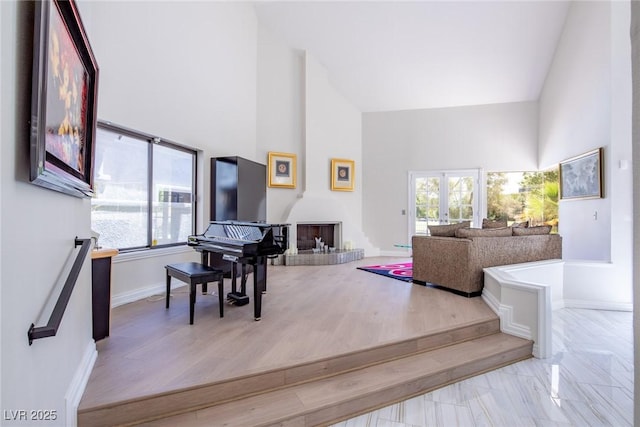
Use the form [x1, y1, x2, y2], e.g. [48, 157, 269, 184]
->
[409, 170, 481, 240]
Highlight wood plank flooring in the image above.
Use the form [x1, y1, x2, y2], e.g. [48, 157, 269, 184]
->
[78, 257, 511, 425]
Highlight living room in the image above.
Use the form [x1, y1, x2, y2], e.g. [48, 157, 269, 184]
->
[0, 0, 636, 426]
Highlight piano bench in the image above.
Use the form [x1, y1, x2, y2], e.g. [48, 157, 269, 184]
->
[165, 262, 225, 325]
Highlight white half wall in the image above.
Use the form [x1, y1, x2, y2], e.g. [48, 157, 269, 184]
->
[483, 259, 632, 359]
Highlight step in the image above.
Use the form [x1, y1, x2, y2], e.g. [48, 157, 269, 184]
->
[134, 332, 532, 426]
[77, 319, 501, 427]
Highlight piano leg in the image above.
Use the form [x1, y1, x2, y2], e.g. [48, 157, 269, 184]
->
[231, 262, 238, 294]
[241, 264, 248, 295]
[253, 257, 267, 321]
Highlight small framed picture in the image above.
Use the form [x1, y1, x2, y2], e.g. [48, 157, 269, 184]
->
[331, 158, 355, 191]
[268, 152, 296, 188]
[559, 148, 603, 200]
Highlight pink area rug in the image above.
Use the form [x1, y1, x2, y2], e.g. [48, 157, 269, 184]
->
[357, 262, 413, 282]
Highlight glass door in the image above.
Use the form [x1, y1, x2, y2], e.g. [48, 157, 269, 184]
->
[409, 170, 480, 240]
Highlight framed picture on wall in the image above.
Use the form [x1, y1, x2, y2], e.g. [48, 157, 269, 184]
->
[30, 0, 99, 198]
[268, 152, 296, 188]
[559, 147, 603, 200]
[331, 158, 355, 191]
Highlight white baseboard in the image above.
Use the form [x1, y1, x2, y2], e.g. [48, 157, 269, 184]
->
[112, 281, 188, 308]
[65, 341, 97, 427]
[111, 280, 174, 308]
[563, 299, 632, 312]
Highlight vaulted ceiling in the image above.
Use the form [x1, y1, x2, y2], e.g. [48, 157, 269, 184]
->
[254, 1, 571, 112]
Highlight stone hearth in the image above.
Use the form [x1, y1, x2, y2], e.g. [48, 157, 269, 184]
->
[271, 249, 364, 266]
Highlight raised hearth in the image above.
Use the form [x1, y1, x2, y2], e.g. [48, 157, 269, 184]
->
[282, 248, 363, 266]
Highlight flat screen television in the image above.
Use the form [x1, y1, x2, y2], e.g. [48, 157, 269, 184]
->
[29, 0, 99, 198]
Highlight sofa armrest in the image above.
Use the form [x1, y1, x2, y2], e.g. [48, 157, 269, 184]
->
[412, 236, 475, 292]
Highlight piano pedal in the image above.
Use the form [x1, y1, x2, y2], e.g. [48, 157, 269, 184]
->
[226, 292, 249, 306]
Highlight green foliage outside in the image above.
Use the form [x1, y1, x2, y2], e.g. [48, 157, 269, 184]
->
[486, 169, 559, 232]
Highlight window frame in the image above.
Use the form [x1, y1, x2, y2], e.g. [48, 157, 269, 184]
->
[93, 120, 198, 252]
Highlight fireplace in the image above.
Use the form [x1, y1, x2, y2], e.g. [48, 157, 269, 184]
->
[296, 222, 341, 251]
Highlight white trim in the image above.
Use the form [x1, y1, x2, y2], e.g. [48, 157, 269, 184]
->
[64, 342, 97, 427]
[113, 245, 193, 264]
[563, 299, 632, 312]
[407, 168, 482, 245]
[483, 261, 556, 359]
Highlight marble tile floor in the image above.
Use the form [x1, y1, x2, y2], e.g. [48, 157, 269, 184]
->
[331, 308, 633, 427]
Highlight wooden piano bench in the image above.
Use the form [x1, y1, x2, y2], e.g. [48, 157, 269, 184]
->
[165, 262, 225, 325]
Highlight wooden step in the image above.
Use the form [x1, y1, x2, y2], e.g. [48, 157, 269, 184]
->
[117, 332, 532, 426]
[77, 319, 502, 427]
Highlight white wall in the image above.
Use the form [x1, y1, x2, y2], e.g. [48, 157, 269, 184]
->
[362, 101, 538, 252]
[256, 23, 305, 224]
[539, 1, 632, 286]
[1, 2, 95, 425]
[629, 2, 639, 421]
[79, 1, 259, 303]
[256, 23, 373, 253]
[282, 52, 375, 254]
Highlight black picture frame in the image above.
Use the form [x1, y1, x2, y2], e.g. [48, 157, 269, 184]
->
[30, 0, 99, 198]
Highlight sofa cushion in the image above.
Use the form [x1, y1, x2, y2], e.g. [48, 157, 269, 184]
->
[512, 225, 552, 235]
[428, 221, 471, 237]
[455, 227, 513, 238]
[482, 218, 508, 229]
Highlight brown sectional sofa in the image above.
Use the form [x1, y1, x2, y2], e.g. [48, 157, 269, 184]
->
[412, 233, 562, 297]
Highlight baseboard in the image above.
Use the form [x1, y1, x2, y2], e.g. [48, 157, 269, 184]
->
[412, 280, 482, 298]
[112, 281, 185, 308]
[563, 299, 632, 312]
[65, 341, 97, 427]
[378, 249, 411, 257]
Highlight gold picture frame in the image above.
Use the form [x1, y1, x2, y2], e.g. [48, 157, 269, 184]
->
[559, 147, 603, 200]
[268, 152, 296, 188]
[331, 158, 355, 191]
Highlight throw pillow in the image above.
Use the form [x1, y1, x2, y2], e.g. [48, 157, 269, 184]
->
[512, 225, 552, 236]
[428, 221, 471, 237]
[511, 221, 529, 228]
[482, 218, 508, 229]
[455, 227, 513, 238]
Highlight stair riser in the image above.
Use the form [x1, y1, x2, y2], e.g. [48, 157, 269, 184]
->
[79, 319, 500, 427]
[289, 344, 532, 427]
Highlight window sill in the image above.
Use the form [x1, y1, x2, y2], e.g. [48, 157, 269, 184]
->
[112, 245, 194, 264]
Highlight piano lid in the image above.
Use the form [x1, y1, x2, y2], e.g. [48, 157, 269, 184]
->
[203, 221, 290, 243]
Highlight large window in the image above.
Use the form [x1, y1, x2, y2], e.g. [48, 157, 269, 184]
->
[91, 122, 197, 250]
[486, 169, 559, 232]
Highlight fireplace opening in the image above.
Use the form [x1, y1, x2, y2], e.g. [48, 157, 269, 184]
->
[296, 222, 341, 251]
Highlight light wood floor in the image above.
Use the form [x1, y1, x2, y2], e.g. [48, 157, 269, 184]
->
[79, 257, 498, 411]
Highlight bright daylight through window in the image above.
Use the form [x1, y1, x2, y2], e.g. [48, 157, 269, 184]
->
[486, 169, 559, 232]
[91, 123, 196, 250]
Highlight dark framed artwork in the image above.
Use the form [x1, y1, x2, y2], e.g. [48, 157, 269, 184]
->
[267, 152, 296, 188]
[559, 148, 603, 200]
[30, 0, 99, 198]
[331, 158, 355, 191]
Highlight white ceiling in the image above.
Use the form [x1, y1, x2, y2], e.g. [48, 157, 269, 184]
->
[254, 1, 571, 112]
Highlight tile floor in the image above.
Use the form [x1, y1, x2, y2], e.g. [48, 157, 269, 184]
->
[331, 308, 633, 427]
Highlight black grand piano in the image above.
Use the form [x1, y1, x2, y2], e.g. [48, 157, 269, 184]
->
[188, 221, 289, 320]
